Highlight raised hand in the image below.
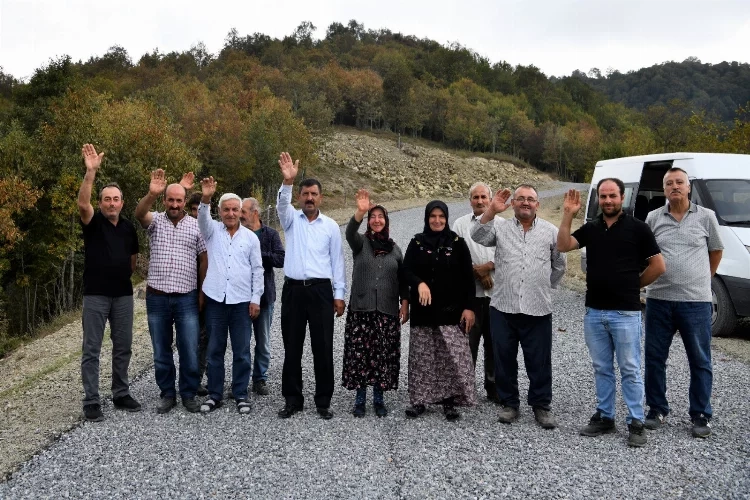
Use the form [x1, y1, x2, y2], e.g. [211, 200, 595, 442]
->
[563, 189, 581, 216]
[489, 188, 512, 214]
[279, 152, 299, 183]
[149, 169, 167, 196]
[355, 189, 374, 218]
[82, 144, 104, 172]
[201, 176, 217, 201]
[179, 172, 195, 191]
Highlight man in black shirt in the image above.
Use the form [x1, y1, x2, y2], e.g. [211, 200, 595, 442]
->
[557, 178, 665, 447]
[77, 143, 141, 422]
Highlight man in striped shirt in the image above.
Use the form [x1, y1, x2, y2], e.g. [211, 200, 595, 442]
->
[472, 184, 566, 429]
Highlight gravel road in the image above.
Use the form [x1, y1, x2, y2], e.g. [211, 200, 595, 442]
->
[2, 184, 749, 499]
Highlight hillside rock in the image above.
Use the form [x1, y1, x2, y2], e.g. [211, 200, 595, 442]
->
[317, 131, 553, 199]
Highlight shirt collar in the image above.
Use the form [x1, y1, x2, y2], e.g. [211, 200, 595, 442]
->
[512, 216, 537, 228]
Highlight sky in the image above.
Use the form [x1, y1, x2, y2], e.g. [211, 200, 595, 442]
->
[1, 0, 749, 81]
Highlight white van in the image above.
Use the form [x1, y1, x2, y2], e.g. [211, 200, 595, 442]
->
[582, 152, 750, 337]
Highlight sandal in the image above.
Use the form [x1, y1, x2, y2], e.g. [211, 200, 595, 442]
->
[237, 399, 252, 415]
[200, 398, 222, 413]
[405, 404, 426, 418]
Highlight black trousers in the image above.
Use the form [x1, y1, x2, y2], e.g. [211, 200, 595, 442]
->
[280, 280, 335, 408]
[469, 297, 496, 395]
[490, 307, 552, 410]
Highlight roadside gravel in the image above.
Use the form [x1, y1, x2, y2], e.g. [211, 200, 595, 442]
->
[1, 185, 749, 498]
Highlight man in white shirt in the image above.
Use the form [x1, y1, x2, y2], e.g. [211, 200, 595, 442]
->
[452, 182, 498, 403]
[276, 152, 346, 420]
[197, 176, 264, 415]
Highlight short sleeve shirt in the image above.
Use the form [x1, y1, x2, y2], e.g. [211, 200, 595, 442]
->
[146, 212, 207, 293]
[81, 211, 139, 297]
[645, 203, 723, 302]
[572, 213, 660, 310]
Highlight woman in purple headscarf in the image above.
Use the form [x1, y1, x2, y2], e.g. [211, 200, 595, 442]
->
[342, 189, 409, 418]
[402, 200, 477, 420]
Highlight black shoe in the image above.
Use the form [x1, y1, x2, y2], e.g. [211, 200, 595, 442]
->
[83, 403, 104, 422]
[113, 395, 142, 412]
[580, 411, 616, 437]
[374, 402, 388, 418]
[317, 407, 334, 420]
[252, 380, 270, 396]
[533, 408, 558, 429]
[487, 391, 501, 404]
[196, 385, 208, 397]
[691, 414, 712, 438]
[627, 419, 648, 447]
[182, 397, 200, 413]
[156, 396, 177, 414]
[278, 404, 303, 419]
[443, 404, 460, 421]
[644, 409, 666, 430]
[352, 403, 366, 418]
[405, 404, 426, 418]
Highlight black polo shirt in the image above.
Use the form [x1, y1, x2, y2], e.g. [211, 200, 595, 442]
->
[81, 211, 139, 297]
[572, 212, 660, 311]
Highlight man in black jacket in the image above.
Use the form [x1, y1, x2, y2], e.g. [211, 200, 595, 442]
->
[241, 197, 285, 395]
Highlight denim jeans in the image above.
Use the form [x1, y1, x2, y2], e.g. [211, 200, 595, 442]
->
[583, 307, 644, 424]
[252, 304, 273, 382]
[205, 296, 253, 401]
[146, 289, 200, 399]
[645, 298, 713, 419]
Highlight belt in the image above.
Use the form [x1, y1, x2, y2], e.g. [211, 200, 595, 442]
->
[146, 286, 192, 296]
[284, 277, 330, 287]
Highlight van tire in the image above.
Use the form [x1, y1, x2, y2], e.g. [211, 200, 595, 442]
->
[712, 276, 737, 337]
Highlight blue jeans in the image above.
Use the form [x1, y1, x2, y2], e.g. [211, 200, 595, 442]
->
[583, 307, 644, 424]
[146, 290, 200, 399]
[645, 298, 713, 419]
[252, 304, 273, 382]
[204, 296, 253, 401]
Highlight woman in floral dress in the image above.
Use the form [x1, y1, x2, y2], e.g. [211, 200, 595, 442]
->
[342, 189, 409, 417]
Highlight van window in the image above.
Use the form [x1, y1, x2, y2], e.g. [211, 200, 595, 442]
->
[705, 180, 750, 226]
[585, 183, 637, 221]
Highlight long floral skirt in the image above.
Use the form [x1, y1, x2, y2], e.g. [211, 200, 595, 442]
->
[408, 325, 477, 406]
[341, 309, 401, 390]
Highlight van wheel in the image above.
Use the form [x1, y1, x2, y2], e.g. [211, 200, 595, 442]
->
[711, 277, 737, 337]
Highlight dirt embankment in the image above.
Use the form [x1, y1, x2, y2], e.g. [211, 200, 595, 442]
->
[313, 131, 554, 204]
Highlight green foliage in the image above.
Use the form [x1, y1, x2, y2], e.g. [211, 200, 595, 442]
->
[1, 19, 748, 343]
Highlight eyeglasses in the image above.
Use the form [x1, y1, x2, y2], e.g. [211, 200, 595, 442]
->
[514, 197, 537, 204]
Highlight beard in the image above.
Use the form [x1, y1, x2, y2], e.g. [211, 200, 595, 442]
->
[601, 204, 622, 216]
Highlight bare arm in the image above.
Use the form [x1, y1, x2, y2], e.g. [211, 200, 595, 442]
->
[78, 144, 103, 225]
[557, 189, 581, 252]
[131, 254, 137, 273]
[709, 250, 722, 276]
[640, 254, 666, 287]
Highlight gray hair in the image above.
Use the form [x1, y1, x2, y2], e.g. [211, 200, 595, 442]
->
[218, 193, 242, 208]
[242, 197, 260, 212]
[468, 182, 492, 198]
[663, 167, 690, 187]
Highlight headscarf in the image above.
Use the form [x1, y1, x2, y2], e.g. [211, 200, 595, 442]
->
[365, 205, 394, 255]
[420, 200, 456, 249]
